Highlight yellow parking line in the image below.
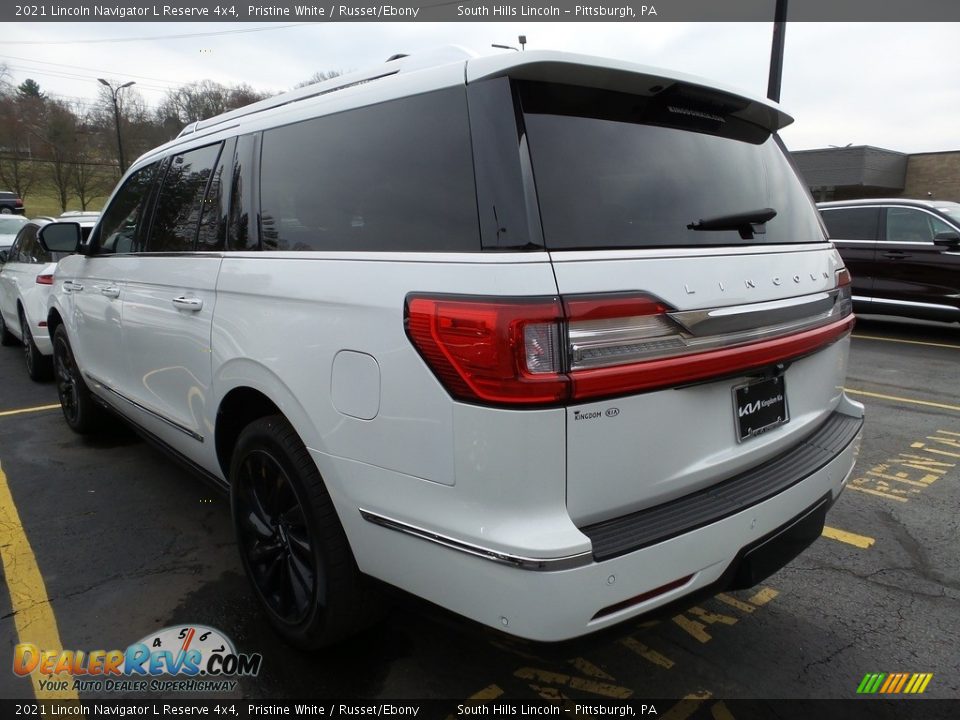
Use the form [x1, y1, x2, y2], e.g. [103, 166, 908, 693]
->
[847, 484, 908, 502]
[0, 463, 77, 700]
[844, 388, 960, 413]
[0, 403, 60, 418]
[748, 587, 779, 606]
[852, 334, 960, 351]
[467, 685, 503, 700]
[822, 526, 875, 549]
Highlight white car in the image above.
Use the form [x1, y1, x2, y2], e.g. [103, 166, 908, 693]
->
[44, 48, 863, 647]
[0, 214, 29, 253]
[0, 217, 97, 380]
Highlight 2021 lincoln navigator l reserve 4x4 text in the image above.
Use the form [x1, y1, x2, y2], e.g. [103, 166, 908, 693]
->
[42, 48, 863, 648]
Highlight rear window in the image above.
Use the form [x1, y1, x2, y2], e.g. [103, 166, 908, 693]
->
[519, 82, 824, 250]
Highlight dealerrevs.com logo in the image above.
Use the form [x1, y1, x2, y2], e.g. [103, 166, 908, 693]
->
[13, 625, 262, 693]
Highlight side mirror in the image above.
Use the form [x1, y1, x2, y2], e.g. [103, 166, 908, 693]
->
[934, 231, 960, 249]
[0, 250, 7, 265]
[38, 222, 82, 254]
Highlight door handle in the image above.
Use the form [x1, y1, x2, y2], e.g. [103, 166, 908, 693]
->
[172, 296, 203, 312]
[98, 285, 120, 299]
[63, 280, 84, 292]
[882, 252, 908, 259]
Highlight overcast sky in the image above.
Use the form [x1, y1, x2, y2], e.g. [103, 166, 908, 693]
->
[3, 21, 958, 153]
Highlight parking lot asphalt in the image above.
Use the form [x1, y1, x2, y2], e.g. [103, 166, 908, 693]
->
[0, 315, 958, 705]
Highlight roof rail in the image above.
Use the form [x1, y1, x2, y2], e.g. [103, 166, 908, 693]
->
[176, 45, 478, 138]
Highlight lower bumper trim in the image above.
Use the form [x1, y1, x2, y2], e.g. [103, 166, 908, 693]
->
[582, 411, 862, 562]
[358, 509, 593, 571]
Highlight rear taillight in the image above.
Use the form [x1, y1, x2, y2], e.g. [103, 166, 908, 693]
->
[405, 295, 568, 405]
[36, 273, 54, 285]
[406, 279, 854, 408]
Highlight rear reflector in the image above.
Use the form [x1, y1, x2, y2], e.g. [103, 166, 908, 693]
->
[406, 280, 854, 408]
[592, 574, 694, 620]
[36, 273, 54, 285]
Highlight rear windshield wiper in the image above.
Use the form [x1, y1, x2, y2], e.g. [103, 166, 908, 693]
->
[687, 208, 777, 240]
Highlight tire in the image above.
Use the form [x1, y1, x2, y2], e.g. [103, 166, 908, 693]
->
[0, 311, 15, 346]
[52, 325, 103, 433]
[230, 414, 383, 648]
[0, 207, 11, 215]
[21, 310, 52, 381]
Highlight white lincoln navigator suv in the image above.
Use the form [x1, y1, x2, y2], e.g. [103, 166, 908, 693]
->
[42, 49, 863, 647]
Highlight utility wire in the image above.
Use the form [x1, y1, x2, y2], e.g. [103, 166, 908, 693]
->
[0, 54, 180, 86]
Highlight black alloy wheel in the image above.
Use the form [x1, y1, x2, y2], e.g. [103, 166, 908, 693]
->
[52, 325, 101, 433]
[21, 311, 51, 381]
[230, 415, 382, 648]
[235, 448, 318, 625]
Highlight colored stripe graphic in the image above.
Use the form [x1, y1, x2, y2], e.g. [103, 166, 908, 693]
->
[857, 672, 932, 694]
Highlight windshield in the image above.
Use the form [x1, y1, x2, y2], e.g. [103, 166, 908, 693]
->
[520, 82, 825, 250]
[0, 216, 27, 233]
[938, 207, 960, 226]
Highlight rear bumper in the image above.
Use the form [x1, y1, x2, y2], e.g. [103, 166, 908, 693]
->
[33, 331, 52, 355]
[340, 394, 863, 641]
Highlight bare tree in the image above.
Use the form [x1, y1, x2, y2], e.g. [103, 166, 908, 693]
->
[40, 101, 79, 212]
[70, 111, 113, 210]
[92, 82, 159, 179]
[0, 90, 40, 199]
[294, 70, 343, 88]
[157, 79, 270, 128]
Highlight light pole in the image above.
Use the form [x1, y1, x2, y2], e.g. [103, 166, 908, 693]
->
[98, 78, 135, 175]
[767, 0, 788, 102]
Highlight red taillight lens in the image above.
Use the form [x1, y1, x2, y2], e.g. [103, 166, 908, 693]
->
[36, 273, 54, 285]
[406, 286, 854, 408]
[405, 295, 568, 406]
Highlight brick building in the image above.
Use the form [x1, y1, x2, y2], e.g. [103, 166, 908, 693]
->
[791, 146, 960, 203]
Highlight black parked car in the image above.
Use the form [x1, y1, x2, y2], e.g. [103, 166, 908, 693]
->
[819, 198, 960, 322]
[0, 191, 25, 215]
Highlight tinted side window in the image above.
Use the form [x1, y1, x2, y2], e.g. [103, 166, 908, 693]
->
[228, 134, 258, 252]
[147, 143, 222, 253]
[97, 163, 159, 254]
[820, 207, 880, 241]
[197, 137, 235, 250]
[23, 228, 50, 264]
[6, 235, 23, 262]
[884, 207, 952, 243]
[259, 87, 479, 252]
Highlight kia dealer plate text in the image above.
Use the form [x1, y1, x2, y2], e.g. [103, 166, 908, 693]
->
[734, 375, 789, 442]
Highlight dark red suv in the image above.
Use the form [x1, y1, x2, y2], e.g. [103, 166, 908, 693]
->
[820, 198, 960, 322]
[0, 191, 25, 215]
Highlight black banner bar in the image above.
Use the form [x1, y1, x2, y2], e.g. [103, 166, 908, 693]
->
[4, 0, 960, 23]
[2, 699, 958, 720]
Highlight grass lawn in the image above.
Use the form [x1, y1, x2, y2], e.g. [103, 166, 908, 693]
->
[11, 163, 117, 219]
[23, 184, 108, 219]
